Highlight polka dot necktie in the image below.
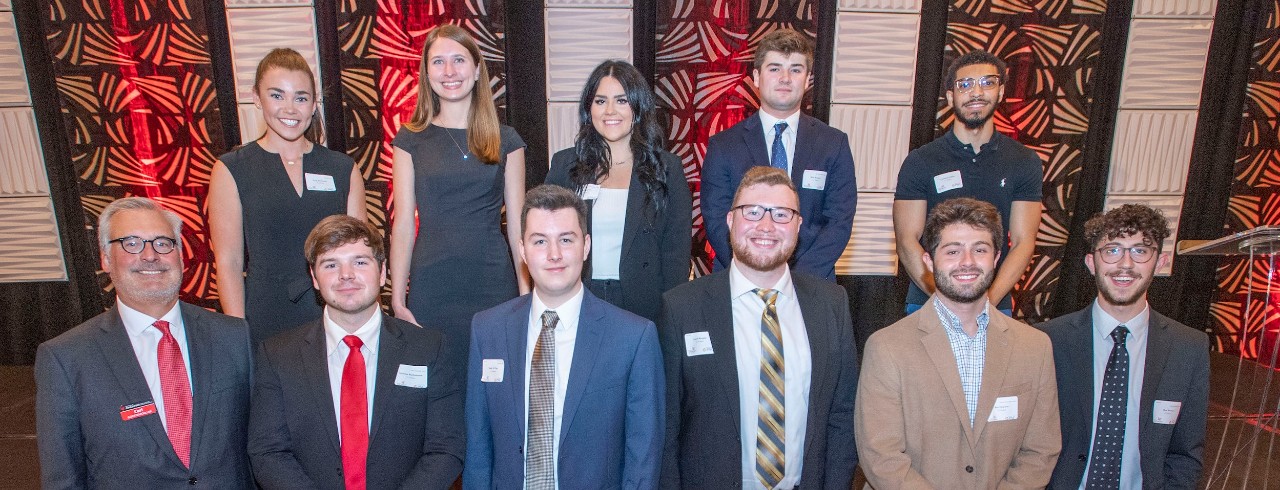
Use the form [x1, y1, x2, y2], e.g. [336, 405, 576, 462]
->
[770, 121, 789, 171]
[1086, 325, 1129, 489]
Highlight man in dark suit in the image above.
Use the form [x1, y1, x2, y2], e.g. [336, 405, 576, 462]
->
[36, 197, 254, 488]
[701, 28, 856, 281]
[249, 215, 463, 489]
[1039, 204, 1209, 489]
[660, 166, 859, 489]
[464, 184, 664, 489]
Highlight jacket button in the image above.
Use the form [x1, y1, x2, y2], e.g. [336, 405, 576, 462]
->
[188, 477, 198, 485]
[1078, 454, 1087, 462]
[642, 262, 650, 268]
[519, 445, 524, 455]
[965, 466, 974, 473]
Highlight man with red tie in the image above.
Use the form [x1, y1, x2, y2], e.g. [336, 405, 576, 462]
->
[249, 214, 464, 489]
[36, 197, 254, 488]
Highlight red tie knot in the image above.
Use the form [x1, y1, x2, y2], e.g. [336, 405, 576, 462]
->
[152, 320, 172, 336]
[343, 335, 363, 350]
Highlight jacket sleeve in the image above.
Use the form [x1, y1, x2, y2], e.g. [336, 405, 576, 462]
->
[247, 343, 322, 490]
[793, 131, 856, 279]
[35, 343, 89, 490]
[660, 151, 693, 291]
[1162, 332, 1209, 490]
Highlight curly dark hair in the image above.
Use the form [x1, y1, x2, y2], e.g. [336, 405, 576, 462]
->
[921, 198, 1003, 255]
[1083, 204, 1170, 252]
[944, 50, 1008, 92]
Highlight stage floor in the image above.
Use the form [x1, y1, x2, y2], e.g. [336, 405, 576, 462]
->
[0, 352, 1277, 489]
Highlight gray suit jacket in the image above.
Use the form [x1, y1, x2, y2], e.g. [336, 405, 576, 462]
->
[1038, 307, 1209, 490]
[35, 302, 254, 489]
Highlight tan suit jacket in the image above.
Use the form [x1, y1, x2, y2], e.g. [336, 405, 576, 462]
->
[855, 296, 1061, 489]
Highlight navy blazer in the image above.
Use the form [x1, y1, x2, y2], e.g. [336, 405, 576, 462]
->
[701, 112, 857, 280]
[463, 288, 664, 489]
[1037, 307, 1209, 490]
[35, 303, 254, 489]
[248, 314, 464, 489]
[658, 269, 859, 489]
[545, 147, 693, 321]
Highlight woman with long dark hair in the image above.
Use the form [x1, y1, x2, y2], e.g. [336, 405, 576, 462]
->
[546, 59, 691, 321]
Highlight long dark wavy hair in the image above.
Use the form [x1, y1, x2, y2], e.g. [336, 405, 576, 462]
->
[570, 60, 669, 216]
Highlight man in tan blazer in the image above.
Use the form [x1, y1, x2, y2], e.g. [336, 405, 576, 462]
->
[856, 197, 1060, 489]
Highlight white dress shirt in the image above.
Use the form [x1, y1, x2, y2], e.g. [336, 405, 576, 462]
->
[118, 299, 191, 433]
[523, 285, 585, 489]
[324, 307, 381, 437]
[590, 188, 629, 280]
[1079, 301, 1149, 490]
[729, 261, 812, 489]
[758, 109, 800, 175]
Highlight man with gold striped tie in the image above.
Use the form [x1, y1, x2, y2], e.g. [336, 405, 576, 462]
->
[659, 166, 860, 489]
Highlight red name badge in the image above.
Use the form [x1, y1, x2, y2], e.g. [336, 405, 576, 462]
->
[120, 401, 157, 421]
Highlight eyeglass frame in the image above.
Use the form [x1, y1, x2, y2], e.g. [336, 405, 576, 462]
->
[1092, 245, 1158, 264]
[108, 235, 179, 255]
[733, 204, 800, 224]
[952, 75, 1003, 94]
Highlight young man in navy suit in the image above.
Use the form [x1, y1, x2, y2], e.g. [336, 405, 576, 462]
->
[464, 184, 664, 489]
[701, 28, 857, 280]
[1038, 204, 1209, 489]
[249, 215, 464, 489]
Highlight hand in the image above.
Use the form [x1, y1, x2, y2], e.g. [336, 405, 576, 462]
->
[392, 304, 419, 326]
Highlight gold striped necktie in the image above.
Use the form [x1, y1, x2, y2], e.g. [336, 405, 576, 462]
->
[754, 288, 784, 488]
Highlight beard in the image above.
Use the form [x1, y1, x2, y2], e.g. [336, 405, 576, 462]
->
[955, 99, 996, 130]
[731, 236, 795, 273]
[1095, 270, 1150, 307]
[934, 266, 996, 304]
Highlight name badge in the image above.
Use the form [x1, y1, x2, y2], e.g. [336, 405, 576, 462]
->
[394, 364, 428, 388]
[1154, 400, 1182, 424]
[684, 332, 714, 356]
[580, 184, 601, 200]
[988, 395, 1018, 422]
[934, 170, 963, 194]
[481, 359, 504, 383]
[120, 401, 157, 421]
[802, 170, 827, 190]
[304, 173, 337, 191]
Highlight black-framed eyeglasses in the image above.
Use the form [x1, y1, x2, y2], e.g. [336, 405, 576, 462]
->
[109, 236, 178, 255]
[1094, 245, 1156, 264]
[953, 75, 1002, 93]
[734, 204, 798, 224]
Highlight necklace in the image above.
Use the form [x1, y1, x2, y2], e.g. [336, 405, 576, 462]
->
[443, 127, 469, 160]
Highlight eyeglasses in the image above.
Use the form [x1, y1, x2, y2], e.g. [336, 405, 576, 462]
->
[1094, 245, 1156, 264]
[109, 236, 178, 255]
[734, 205, 798, 224]
[953, 75, 1002, 93]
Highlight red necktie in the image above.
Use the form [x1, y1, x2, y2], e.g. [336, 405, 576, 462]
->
[153, 320, 192, 468]
[341, 335, 368, 490]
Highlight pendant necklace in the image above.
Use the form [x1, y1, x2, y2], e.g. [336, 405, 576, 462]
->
[444, 127, 469, 160]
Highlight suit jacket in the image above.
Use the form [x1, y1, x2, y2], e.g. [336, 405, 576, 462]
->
[248, 314, 464, 489]
[35, 302, 253, 489]
[855, 296, 1061, 489]
[546, 147, 693, 321]
[658, 269, 859, 489]
[1037, 307, 1209, 490]
[463, 288, 664, 489]
[701, 112, 857, 280]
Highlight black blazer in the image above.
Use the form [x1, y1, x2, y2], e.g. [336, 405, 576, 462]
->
[657, 269, 859, 489]
[35, 303, 254, 489]
[1037, 307, 1209, 490]
[248, 314, 464, 489]
[546, 147, 692, 321]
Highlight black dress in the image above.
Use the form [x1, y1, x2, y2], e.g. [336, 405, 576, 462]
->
[221, 142, 354, 346]
[393, 124, 525, 368]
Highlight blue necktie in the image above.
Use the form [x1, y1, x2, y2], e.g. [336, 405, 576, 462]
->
[770, 121, 788, 171]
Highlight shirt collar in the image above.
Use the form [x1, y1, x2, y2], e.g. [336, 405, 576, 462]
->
[759, 109, 801, 135]
[1090, 299, 1149, 340]
[945, 129, 1003, 154]
[117, 298, 182, 337]
[728, 259, 796, 301]
[530, 284, 586, 333]
[324, 307, 383, 357]
[932, 296, 991, 339]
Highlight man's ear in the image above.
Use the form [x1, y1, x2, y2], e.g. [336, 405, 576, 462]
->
[922, 251, 935, 274]
[1084, 253, 1096, 276]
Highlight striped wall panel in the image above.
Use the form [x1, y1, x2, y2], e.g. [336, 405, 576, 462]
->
[0, 197, 66, 282]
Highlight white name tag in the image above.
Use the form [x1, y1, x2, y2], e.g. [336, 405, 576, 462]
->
[304, 173, 337, 191]
[394, 364, 428, 388]
[1154, 400, 1182, 424]
[481, 359, 504, 383]
[684, 332, 714, 356]
[802, 170, 827, 190]
[580, 184, 601, 200]
[934, 170, 963, 194]
[988, 395, 1018, 422]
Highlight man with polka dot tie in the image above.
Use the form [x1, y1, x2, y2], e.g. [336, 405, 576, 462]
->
[1038, 204, 1210, 489]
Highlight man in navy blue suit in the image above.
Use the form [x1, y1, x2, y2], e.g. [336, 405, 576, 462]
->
[701, 28, 857, 281]
[464, 184, 664, 489]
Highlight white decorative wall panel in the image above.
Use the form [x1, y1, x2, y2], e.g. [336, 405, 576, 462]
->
[0, 197, 67, 282]
[0, 108, 48, 196]
[0, 0, 11, 11]
[1108, 110, 1197, 194]
[829, 104, 911, 192]
[547, 0, 631, 6]
[226, 0, 313, 6]
[238, 103, 265, 145]
[1118, 19, 1213, 109]
[831, 12, 919, 104]
[226, 7, 321, 103]
[838, 0, 920, 11]
[0, 12, 30, 106]
[545, 8, 632, 101]
[1134, 0, 1216, 17]
[547, 102, 579, 161]
[1102, 194, 1184, 275]
[836, 192, 897, 275]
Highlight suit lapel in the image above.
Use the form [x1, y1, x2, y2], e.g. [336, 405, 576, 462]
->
[94, 306, 186, 468]
[793, 277, 830, 460]
[301, 322, 341, 454]
[507, 296, 532, 437]
[790, 115, 814, 183]
[182, 304, 213, 467]
[370, 315, 406, 443]
[559, 291, 605, 446]
[618, 169, 646, 263]
[971, 316, 1011, 442]
[741, 114, 770, 169]
[1140, 313, 1173, 441]
[705, 272, 742, 430]
[916, 298, 977, 446]
[1064, 311, 1096, 435]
